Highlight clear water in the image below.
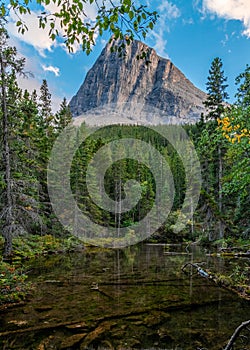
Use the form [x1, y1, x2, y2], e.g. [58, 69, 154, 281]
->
[0, 243, 249, 349]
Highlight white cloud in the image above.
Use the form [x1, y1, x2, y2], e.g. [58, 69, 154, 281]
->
[221, 33, 229, 46]
[202, 0, 250, 38]
[149, 1, 181, 57]
[101, 39, 108, 47]
[5, 27, 66, 112]
[150, 30, 169, 58]
[158, 1, 181, 20]
[7, 10, 56, 57]
[15, 53, 43, 95]
[44, 0, 98, 21]
[182, 18, 194, 25]
[42, 64, 60, 77]
[18, 74, 65, 112]
[18, 75, 41, 95]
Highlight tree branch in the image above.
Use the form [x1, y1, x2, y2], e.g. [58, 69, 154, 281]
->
[224, 319, 250, 350]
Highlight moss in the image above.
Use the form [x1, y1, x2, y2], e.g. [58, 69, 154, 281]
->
[205, 266, 250, 301]
[9, 234, 84, 259]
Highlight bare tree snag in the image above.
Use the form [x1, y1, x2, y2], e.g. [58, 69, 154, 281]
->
[0, 42, 13, 256]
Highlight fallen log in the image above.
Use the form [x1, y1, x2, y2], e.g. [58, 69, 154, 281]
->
[182, 262, 250, 301]
[0, 320, 88, 337]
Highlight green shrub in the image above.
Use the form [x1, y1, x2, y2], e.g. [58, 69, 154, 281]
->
[0, 261, 30, 304]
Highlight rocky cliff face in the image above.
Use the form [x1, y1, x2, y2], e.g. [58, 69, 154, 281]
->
[69, 40, 207, 124]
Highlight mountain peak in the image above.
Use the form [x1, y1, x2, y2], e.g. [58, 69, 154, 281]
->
[69, 39, 206, 124]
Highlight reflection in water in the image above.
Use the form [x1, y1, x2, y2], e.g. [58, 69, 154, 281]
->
[0, 243, 249, 350]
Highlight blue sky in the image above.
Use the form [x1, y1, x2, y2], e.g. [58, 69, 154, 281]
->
[6, 0, 250, 111]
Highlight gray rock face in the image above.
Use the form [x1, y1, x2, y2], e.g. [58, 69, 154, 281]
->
[69, 40, 207, 124]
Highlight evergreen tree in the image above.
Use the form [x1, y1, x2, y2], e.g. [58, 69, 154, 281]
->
[204, 57, 229, 120]
[31, 89, 38, 103]
[235, 64, 250, 108]
[0, 25, 25, 256]
[55, 97, 72, 133]
[39, 79, 52, 117]
[199, 58, 229, 239]
[39, 79, 54, 138]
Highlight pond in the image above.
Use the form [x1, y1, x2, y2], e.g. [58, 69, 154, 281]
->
[0, 243, 249, 350]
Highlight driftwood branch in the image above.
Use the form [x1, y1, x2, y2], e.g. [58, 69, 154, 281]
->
[224, 319, 250, 350]
[182, 262, 250, 301]
[90, 283, 114, 300]
[182, 262, 209, 278]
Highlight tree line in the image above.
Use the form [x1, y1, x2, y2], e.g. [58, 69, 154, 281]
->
[0, 24, 249, 256]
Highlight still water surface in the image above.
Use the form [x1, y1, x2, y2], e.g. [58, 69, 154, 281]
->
[0, 243, 249, 349]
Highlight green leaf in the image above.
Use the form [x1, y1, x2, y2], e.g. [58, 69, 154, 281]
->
[78, 1, 83, 11]
[123, 0, 131, 7]
[1, 3, 6, 16]
[148, 21, 153, 30]
[129, 11, 134, 20]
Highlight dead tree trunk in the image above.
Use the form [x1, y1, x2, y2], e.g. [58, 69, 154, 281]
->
[0, 51, 13, 256]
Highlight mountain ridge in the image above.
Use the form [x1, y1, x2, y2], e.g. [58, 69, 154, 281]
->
[69, 40, 207, 124]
